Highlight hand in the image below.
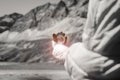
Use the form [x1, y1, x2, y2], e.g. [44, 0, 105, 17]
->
[52, 32, 68, 60]
[52, 32, 67, 45]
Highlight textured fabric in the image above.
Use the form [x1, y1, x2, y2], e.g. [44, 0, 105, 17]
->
[65, 43, 120, 80]
[64, 0, 120, 79]
[52, 0, 120, 79]
[82, 0, 120, 60]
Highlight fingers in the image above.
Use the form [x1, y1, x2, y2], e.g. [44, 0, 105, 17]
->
[52, 33, 57, 42]
[52, 32, 67, 45]
[64, 36, 67, 44]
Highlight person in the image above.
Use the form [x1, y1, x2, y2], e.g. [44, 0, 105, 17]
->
[52, 0, 120, 80]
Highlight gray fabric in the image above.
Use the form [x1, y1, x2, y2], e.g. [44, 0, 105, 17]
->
[65, 43, 120, 80]
[82, 0, 120, 59]
[64, 0, 120, 79]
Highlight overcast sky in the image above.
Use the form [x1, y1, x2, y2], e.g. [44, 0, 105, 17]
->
[0, 0, 59, 16]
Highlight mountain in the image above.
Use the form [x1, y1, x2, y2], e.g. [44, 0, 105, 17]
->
[11, 1, 69, 32]
[0, 13, 23, 33]
[0, 0, 88, 63]
[11, 3, 56, 32]
[63, 0, 77, 7]
[11, 0, 88, 32]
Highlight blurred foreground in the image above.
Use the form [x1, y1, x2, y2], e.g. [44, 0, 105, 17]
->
[0, 62, 70, 80]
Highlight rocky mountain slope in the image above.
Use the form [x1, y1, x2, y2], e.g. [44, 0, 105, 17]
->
[0, 13, 23, 33]
[10, 0, 88, 32]
[0, 0, 88, 63]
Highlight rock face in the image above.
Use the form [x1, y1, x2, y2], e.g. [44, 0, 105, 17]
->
[63, 0, 77, 7]
[52, 0, 69, 20]
[0, 13, 23, 33]
[11, 3, 56, 32]
[0, 0, 88, 63]
[11, 0, 88, 32]
[11, 1, 69, 32]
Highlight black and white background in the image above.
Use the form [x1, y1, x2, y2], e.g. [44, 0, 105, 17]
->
[0, 0, 88, 80]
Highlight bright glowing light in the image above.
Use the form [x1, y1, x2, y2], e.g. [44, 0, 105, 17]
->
[52, 40, 68, 60]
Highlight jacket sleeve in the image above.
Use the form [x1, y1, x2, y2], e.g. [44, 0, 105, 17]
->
[83, 0, 120, 59]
